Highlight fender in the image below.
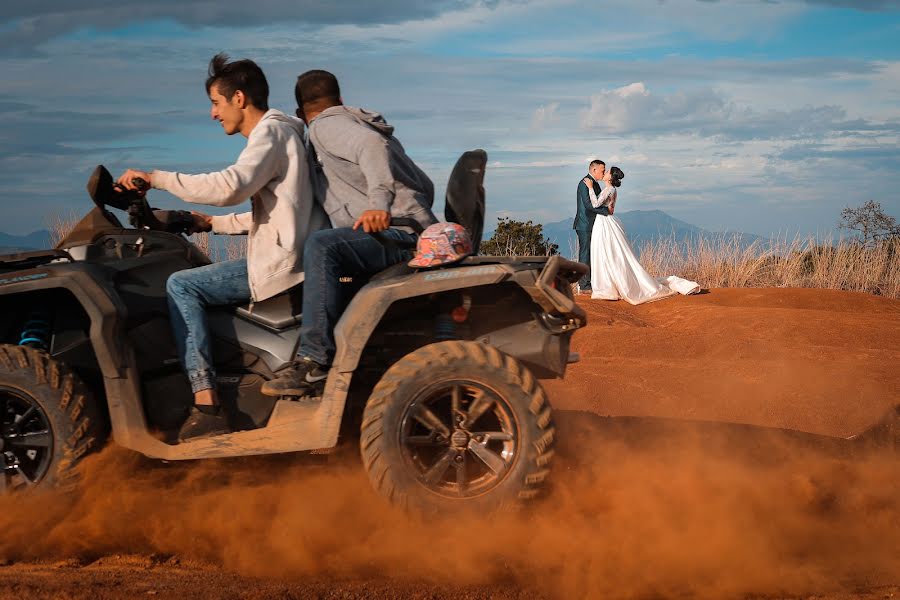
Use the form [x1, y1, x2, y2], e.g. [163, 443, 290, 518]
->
[332, 262, 544, 373]
[0, 262, 128, 378]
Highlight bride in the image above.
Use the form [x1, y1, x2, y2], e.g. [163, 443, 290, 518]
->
[585, 166, 700, 304]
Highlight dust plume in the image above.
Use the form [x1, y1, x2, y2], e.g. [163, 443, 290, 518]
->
[0, 411, 897, 599]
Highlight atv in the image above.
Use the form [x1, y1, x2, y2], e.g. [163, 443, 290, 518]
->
[0, 150, 587, 511]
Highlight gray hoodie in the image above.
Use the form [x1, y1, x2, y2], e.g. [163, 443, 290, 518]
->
[308, 105, 437, 233]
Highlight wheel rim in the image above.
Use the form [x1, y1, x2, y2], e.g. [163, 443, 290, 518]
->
[0, 386, 54, 492]
[399, 380, 518, 499]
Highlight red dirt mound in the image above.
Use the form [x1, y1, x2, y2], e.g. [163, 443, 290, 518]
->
[547, 287, 900, 438]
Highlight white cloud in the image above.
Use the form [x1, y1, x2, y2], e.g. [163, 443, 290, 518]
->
[532, 102, 560, 131]
[578, 81, 900, 142]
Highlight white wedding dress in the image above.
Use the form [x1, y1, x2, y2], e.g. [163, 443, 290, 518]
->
[588, 185, 700, 305]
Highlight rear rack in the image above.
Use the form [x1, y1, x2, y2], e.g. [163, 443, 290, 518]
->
[536, 255, 588, 321]
[0, 249, 73, 271]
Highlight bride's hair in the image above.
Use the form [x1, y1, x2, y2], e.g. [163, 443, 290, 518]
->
[609, 166, 625, 188]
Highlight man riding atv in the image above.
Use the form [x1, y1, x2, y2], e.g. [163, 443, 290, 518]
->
[117, 53, 329, 440]
[262, 69, 438, 399]
[0, 50, 587, 510]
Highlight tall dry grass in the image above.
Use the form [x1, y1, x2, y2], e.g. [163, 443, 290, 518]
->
[46, 210, 80, 248]
[190, 231, 212, 258]
[190, 232, 247, 262]
[639, 235, 900, 299]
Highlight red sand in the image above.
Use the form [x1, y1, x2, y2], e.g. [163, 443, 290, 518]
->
[0, 287, 897, 600]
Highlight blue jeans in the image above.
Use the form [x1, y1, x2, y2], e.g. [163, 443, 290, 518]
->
[167, 259, 251, 393]
[299, 227, 415, 366]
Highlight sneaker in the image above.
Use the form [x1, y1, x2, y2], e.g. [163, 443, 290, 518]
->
[260, 358, 328, 398]
[178, 405, 230, 442]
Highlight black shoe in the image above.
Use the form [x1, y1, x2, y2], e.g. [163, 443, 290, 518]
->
[261, 358, 328, 398]
[178, 405, 230, 442]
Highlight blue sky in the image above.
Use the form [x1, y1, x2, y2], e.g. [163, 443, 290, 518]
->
[1, 0, 899, 237]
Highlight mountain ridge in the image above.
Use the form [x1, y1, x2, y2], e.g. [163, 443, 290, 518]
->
[1, 210, 765, 257]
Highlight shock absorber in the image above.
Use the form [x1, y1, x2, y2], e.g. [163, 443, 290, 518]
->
[19, 311, 52, 350]
[434, 313, 456, 341]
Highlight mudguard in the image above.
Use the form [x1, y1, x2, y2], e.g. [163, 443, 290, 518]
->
[0, 262, 128, 378]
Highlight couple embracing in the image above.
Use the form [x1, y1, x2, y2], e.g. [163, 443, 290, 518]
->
[574, 159, 699, 304]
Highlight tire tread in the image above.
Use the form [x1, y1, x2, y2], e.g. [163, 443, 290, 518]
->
[360, 341, 555, 513]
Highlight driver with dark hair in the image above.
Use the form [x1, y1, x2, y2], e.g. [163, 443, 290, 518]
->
[261, 69, 437, 398]
[117, 53, 327, 441]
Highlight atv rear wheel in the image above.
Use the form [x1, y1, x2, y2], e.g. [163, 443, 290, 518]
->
[360, 341, 555, 513]
[0, 345, 106, 492]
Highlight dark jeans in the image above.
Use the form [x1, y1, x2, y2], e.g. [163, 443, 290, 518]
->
[166, 259, 252, 393]
[576, 228, 592, 289]
[298, 227, 416, 366]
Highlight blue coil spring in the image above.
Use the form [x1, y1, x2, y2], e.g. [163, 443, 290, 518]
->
[19, 313, 52, 350]
[434, 314, 456, 341]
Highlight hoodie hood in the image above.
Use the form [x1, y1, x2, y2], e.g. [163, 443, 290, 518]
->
[316, 105, 394, 137]
[261, 108, 306, 137]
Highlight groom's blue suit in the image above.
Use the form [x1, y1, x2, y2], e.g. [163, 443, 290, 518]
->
[573, 174, 609, 290]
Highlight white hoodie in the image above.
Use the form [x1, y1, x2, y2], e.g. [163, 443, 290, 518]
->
[152, 109, 328, 302]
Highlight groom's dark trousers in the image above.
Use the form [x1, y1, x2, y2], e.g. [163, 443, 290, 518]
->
[573, 175, 609, 290]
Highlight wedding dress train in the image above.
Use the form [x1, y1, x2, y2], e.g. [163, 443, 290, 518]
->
[589, 214, 700, 304]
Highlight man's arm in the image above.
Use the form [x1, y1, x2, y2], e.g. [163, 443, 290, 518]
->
[210, 212, 253, 235]
[578, 181, 607, 216]
[120, 123, 283, 208]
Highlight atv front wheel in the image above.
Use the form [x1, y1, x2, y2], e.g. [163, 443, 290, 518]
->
[361, 341, 555, 513]
[0, 345, 106, 492]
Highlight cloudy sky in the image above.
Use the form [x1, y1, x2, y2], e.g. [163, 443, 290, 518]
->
[1, 0, 899, 237]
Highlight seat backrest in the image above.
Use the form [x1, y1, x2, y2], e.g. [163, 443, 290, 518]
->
[444, 149, 487, 254]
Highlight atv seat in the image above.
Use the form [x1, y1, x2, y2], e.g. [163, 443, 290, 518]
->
[234, 284, 303, 330]
[444, 149, 487, 254]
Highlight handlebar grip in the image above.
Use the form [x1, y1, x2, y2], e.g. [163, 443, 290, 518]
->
[131, 177, 149, 192]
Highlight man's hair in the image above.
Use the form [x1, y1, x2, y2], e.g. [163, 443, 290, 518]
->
[589, 159, 606, 169]
[295, 70, 341, 107]
[205, 52, 269, 111]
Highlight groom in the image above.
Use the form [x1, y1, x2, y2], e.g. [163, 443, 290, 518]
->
[573, 159, 607, 291]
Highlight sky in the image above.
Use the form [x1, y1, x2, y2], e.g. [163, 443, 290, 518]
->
[1, 0, 899, 238]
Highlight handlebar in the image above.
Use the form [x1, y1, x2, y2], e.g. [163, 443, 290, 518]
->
[87, 165, 195, 235]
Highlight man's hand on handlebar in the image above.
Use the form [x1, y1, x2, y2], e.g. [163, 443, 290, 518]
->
[187, 211, 213, 234]
[117, 169, 152, 191]
[353, 210, 391, 233]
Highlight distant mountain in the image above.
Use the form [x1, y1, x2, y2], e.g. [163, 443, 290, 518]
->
[513, 210, 766, 257]
[2, 211, 764, 259]
[0, 230, 52, 253]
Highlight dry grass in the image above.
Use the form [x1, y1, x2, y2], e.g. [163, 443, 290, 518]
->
[223, 236, 248, 261]
[189, 232, 248, 262]
[190, 231, 212, 258]
[46, 208, 899, 299]
[46, 211, 80, 248]
[639, 234, 900, 299]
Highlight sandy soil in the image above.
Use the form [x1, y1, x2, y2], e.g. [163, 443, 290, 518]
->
[0, 287, 897, 600]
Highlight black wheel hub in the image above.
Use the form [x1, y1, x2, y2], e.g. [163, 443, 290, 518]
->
[1, 387, 54, 491]
[399, 381, 518, 499]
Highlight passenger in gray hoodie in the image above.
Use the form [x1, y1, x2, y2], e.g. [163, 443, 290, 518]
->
[262, 70, 437, 398]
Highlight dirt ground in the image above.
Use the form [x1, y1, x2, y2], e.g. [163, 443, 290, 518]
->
[0, 287, 898, 600]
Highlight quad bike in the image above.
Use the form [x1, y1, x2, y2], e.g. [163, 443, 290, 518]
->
[0, 151, 587, 511]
